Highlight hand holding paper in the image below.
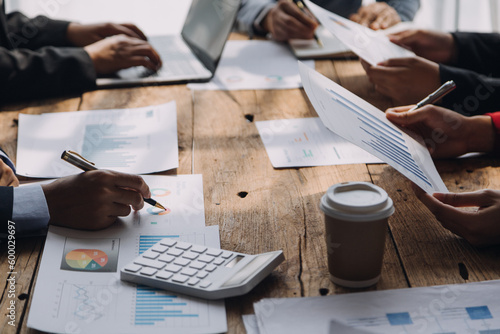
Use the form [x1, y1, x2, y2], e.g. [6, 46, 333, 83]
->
[298, 62, 447, 194]
[305, 0, 415, 66]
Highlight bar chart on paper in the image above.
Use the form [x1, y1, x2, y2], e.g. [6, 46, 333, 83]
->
[298, 62, 448, 193]
[254, 280, 500, 334]
[325, 88, 432, 189]
[131, 234, 218, 328]
[341, 305, 500, 333]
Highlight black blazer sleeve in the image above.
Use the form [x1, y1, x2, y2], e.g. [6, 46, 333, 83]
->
[0, 46, 96, 103]
[0, 186, 13, 235]
[6, 12, 73, 50]
[451, 32, 500, 77]
[440, 63, 500, 116]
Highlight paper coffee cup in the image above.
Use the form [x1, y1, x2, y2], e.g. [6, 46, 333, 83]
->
[320, 182, 394, 288]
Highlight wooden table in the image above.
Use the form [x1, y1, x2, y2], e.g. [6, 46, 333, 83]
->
[2, 35, 500, 334]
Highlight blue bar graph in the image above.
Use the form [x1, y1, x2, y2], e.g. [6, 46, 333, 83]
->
[134, 235, 199, 326]
[326, 88, 432, 187]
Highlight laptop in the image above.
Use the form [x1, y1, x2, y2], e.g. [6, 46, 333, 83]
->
[97, 0, 241, 88]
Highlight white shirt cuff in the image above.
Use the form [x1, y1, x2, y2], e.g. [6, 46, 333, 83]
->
[253, 4, 275, 34]
[13, 185, 50, 235]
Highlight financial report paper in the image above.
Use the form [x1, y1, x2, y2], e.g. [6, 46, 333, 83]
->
[254, 280, 500, 334]
[187, 40, 314, 91]
[17, 102, 179, 178]
[256, 117, 382, 168]
[28, 175, 227, 334]
[298, 62, 447, 193]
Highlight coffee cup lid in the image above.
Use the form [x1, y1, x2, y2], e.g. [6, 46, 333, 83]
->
[320, 182, 394, 222]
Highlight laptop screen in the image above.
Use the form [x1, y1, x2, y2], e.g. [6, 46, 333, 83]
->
[181, 0, 241, 74]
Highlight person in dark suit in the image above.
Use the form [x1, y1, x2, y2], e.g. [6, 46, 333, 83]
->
[0, 148, 151, 237]
[362, 30, 500, 116]
[236, 0, 420, 41]
[0, 1, 161, 103]
[385, 105, 500, 246]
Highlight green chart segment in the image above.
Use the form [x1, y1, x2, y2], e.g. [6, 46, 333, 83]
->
[65, 249, 109, 271]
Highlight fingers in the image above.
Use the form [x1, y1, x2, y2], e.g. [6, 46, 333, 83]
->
[377, 57, 418, 67]
[413, 187, 476, 235]
[385, 105, 435, 127]
[279, 1, 317, 29]
[433, 190, 500, 208]
[111, 187, 144, 211]
[354, 7, 378, 27]
[370, 8, 399, 30]
[0, 160, 19, 187]
[120, 23, 148, 40]
[385, 105, 415, 114]
[388, 29, 419, 45]
[111, 172, 151, 199]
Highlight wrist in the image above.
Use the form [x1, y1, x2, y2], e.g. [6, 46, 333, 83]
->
[466, 115, 495, 153]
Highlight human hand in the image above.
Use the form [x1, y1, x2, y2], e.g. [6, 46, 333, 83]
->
[349, 2, 400, 30]
[0, 159, 18, 187]
[41, 170, 151, 230]
[84, 34, 162, 75]
[361, 56, 441, 105]
[262, 0, 318, 41]
[413, 184, 500, 246]
[66, 22, 147, 47]
[388, 29, 456, 64]
[385, 105, 495, 158]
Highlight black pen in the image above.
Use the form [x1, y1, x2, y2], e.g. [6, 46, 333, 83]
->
[293, 0, 323, 47]
[61, 150, 166, 211]
[409, 80, 456, 112]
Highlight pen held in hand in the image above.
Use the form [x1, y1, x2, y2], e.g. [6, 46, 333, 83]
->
[61, 150, 166, 211]
[292, 0, 323, 47]
[409, 80, 456, 112]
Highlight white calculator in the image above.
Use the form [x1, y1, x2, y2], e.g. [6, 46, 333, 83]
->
[120, 238, 284, 299]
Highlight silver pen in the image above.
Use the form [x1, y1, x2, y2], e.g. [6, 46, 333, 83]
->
[409, 80, 456, 112]
[61, 150, 166, 211]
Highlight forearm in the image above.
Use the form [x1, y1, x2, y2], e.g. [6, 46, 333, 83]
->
[440, 64, 500, 116]
[452, 32, 500, 75]
[465, 115, 496, 154]
[236, 0, 276, 35]
[6, 11, 72, 49]
[381, 0, 420, 21]
[0, 46, 96, 103]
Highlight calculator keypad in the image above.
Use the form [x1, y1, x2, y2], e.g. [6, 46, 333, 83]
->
[125, 238, 234, 289]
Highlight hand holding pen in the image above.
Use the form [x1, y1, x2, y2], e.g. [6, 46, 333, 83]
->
[408, 80, 456, 112]
[292, 0, 323, 47]
[261, 0, 319, 42]
[61, 150, 166, 211]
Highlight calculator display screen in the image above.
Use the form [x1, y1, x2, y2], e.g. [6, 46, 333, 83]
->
[225, 255, 244, 268]
[221, 253, 274, 287]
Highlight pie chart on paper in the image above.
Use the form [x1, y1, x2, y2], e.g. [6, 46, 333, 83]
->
[65, 249, 109, 271]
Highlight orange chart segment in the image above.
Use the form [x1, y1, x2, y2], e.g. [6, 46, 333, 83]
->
[65, 249, 108, 270]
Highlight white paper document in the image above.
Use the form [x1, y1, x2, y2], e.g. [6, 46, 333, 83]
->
[306, 0, 415, 66]
[28, 175, 228, 334]
[188, 40, 314, 91]
[256, 117, 382, 168]
[289, 25, 352, 59]
[298, 62, 447, 193]
[17, 102, 179, 178]
[254, 280, 500, 334]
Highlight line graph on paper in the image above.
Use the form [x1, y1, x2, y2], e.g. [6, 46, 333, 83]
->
[52, 282, 116, 323]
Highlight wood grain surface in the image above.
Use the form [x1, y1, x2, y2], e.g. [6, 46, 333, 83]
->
[1, 38, 500, 334]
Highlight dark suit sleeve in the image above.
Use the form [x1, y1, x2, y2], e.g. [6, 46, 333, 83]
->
[0, 46, 96, 103]
[440, 63, 500, 116]
[0, 186, 13, 235]
[6, 12, 73, 50]
[451, 32, 500, 76]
